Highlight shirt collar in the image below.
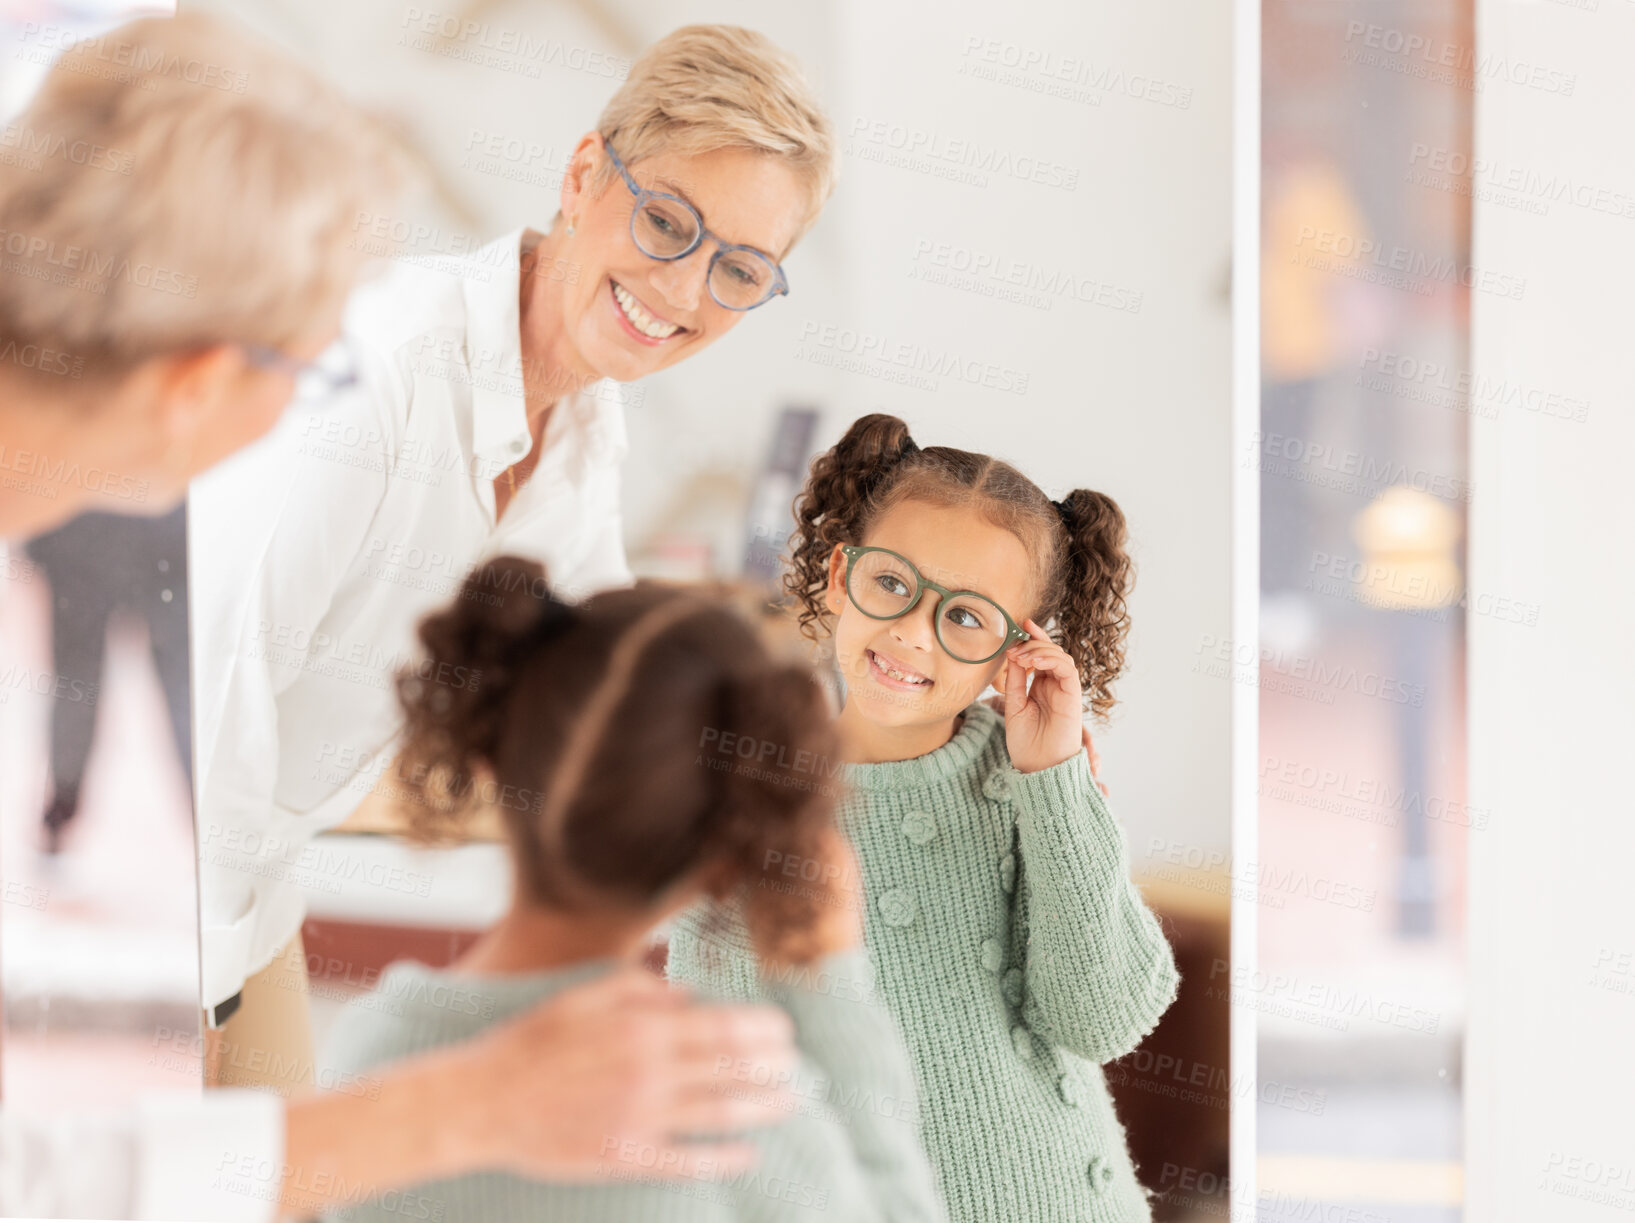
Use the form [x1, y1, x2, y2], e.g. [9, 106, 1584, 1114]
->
[463, 228, 530, 473]
[462, 227, 630, 476]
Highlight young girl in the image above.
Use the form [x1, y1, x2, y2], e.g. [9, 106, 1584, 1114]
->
[320, 557, 946, 1222]
[668, 415, 1179, 1222]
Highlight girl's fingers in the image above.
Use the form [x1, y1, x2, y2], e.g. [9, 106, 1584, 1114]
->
[1004, 650, 1029, 711]
[1024, 648, 1074, 676]
[1006, 642, 1075, 679]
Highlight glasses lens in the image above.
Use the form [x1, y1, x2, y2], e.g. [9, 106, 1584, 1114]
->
[710, 249, 777, 309]
[937, 593, 1010, 662]
[633, 197, 698, 257]
[849, 550, 919, 619]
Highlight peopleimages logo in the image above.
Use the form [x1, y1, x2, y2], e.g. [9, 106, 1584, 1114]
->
[1341, 21, 1576, 95]
[14, 23, 253, 92]
[0, 228, 199, 298]
[0, 122, 134, 175]
[847, 118, 1080, 191]
[397, 8, 629, 78]
[0, 340, 83, 380]
[0, 444, 148, 502]
[794, 320, 1030, 395]
[1407, 143, 1635, 220]
[1292, 226, 1526, 300]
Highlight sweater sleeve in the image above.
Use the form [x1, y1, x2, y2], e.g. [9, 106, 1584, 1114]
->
[1006, 751, 1179, 1063]
[755, 949, 946, 1223]
[668, 913, 946, 1223]
[664, 898, 768, 1003]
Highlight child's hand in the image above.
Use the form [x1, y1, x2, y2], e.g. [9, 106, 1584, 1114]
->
[1002, 619, 1086, 774]
[983, 691, 1109, 796]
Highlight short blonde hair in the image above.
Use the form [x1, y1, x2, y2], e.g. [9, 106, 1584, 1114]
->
[591, 25, 835, 245]
[0, 13, 408, 378]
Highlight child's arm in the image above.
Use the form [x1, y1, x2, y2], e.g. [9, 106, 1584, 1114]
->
[1006, 751, 1180, 1064]
[999, 622, 1179, 1063]
[753, 949, 946, 1223]
[669, 912, 946, 1223]
[665, 897, 769, 1002]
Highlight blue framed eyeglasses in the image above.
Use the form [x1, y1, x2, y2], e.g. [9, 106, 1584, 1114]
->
[604, 140, 789, 311]
[242, 339, 358, 400]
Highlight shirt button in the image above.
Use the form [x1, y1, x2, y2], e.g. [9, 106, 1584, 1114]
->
[1088, 1156, 1113, 1188]
[999, 852, 1017, 893]
[983, 771, 1011, 802]
[1010, 1024, 1034, 1059]
[900, 810, 937, 846]
[508, 438, 526, 455]
[877, 889, 918, 928]
[1058, 1072, 1082, 1107]
[980, 938, 1003, 972]
[1002, 967, 1023, 1006]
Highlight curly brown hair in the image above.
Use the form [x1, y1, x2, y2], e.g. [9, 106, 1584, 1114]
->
[394, 556, 842, 951]
[785, 413, 1133, 719]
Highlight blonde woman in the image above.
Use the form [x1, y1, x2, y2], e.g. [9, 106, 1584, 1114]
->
[0, 16, 804, 1219]
[189, 24, 839, 1094]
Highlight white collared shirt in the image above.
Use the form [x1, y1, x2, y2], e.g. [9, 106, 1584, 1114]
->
[190, 229, 633, 1007]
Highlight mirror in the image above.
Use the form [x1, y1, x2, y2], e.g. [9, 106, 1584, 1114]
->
[2, 1, 1232, 1216]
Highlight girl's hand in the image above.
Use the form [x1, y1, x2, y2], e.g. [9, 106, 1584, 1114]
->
[1002, 619, 1087, 774]
[983, 692, 1109, 797]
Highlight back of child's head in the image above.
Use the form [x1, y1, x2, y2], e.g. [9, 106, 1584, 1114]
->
[394, 556, 839, 945]
[786, 413, 1133, 718]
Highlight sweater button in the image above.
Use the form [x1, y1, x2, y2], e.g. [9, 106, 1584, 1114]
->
[979, 937, 1003, 972]
[900, 809, 937, 846]
[1088, 1155, 1113, 1188]
[1001, 967, 1023, 1006]
[1058, 1072, 1082, 1107]
[877, 889, 918, 927]
[1010, 1024, 1034, 1060]
[998, 852, 1016, 893]
[983, 771, 1011, 802]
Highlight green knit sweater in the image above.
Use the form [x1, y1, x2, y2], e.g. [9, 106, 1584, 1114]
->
[668, 702, 1179, 1223]
[319, 948, 946, 1222]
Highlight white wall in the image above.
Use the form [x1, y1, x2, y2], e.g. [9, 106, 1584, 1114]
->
[791, 1, 1236, 856]
[1466, 0, 1635, 1213]
[195, 0, 1234, 854]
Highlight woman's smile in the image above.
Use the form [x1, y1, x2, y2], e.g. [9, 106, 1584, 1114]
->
[609, 278, 686, 345]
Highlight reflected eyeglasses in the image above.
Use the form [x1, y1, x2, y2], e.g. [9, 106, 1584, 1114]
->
[840, 544, 1031, 665]
[604, 140, 789, 311]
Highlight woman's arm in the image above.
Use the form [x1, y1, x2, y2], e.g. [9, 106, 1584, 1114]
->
[281, 967, 800, 1216]
[1008, 751, 1179, 1064]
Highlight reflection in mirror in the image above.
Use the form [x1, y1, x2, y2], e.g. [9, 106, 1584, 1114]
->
[183, 1, 1234, 1217]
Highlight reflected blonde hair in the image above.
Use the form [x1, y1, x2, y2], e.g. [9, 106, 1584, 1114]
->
[0, 12, 409, 379]
[590, 25, 835, 245]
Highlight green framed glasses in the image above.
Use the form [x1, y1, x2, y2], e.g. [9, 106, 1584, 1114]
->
[840, 544, 1030, 664]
